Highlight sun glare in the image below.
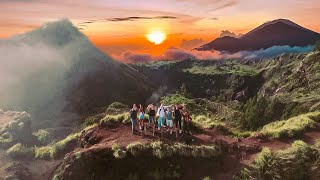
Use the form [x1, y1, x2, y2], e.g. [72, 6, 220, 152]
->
[146, 30, 166, 45]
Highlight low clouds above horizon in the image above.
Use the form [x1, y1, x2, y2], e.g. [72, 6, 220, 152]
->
[219, 30, 243, 38]
[115, 45, 314, 64]
[180, 38, 205, 50]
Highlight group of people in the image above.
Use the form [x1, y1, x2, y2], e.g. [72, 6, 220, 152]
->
[129, 103, 192, 136]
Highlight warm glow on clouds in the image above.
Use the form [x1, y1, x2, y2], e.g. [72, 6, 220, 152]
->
[0, 0, 320, 59]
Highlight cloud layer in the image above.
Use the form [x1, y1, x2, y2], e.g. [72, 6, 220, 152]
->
[116, 45, 314, 63]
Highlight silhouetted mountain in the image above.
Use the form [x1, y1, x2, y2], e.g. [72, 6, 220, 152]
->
[197, 19, 320, 52]
[0, 19, 153, 122]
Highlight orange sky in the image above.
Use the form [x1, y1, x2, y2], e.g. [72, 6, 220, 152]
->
[1, 0, 320, 59]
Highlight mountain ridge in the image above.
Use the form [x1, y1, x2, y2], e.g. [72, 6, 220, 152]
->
[197, 19, 320, 52]
[0, 19, 153, 123]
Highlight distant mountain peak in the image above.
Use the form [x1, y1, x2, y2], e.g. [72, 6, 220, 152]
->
[242, 19, 307, 39]
[197, 19, 320, 53]
[12, 19, 83, 46]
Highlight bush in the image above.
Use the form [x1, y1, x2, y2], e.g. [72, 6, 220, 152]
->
[83, 116, 97, 127]
[260, 112, 319, 138]
[34, 129, 51, 145]
[202, 176, 212, 180]
[244, 140, 320, 179]
[101, 112, 130, 124]
[239, 97, 286, 130]
[125, 141, 220, 159]
[160, 94, 194, 110]
[35, 146, 54, 160]
[53, 133, 79, 157]
[112, 144, 126, 159]
[7, 143, 34, 159]
[106, 102, 129, 114]
[126, 142, 150, 156]
[0, 132, 14, 148]
[35, 133, 80, 160]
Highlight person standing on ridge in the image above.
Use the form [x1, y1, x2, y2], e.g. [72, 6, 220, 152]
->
[138, 105, 145, 136]
[130, 104, 138, 135]
[157, 103, 170, 130]
[166, 106, 174, 134]
[182, 104, 192, 134]
[174, 103, 182, 134]
[147, 104, 156, 135]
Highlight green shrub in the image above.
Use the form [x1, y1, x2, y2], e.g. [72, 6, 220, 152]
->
[53, 133, 79, 157]
[101, 112, 130, 124]
[239, 97, 286, 130]
[123, 141, 220, 159]
[112, 144, 126, 159]
[34, 129, 51, 145]
[35, 146, 54, 160]
[161, 94, 192, 107]
[126, 142, 150, 157]
[245, 140, 320, 179]
[83, 116, 97, 127]
[151, 141, 175, 159]
[35, 133, 80, 160]
[202, 176, 212, 180]
[0, 132, 13, 147]
[7, 143, 34, 159]
[261, 112, 318, 138]
[106, 102, 129, 114]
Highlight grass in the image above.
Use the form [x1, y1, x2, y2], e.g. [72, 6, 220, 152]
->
[100, 112, 131, 125]
[0, 132, 13, 147]
[241, 140, 320, 180]
[260, 112, 320, 138]
[106, 102, 129, 114]
[192, 114, 252, 138]
[183, 63, 258, 76]
[83, 116, 98, 127]
[35, 132, 80, 160]
[7, 143, 34, 159]
[35, 146, 55, 160]
[115, 141, 220, 159]
[34, 129, 51, 145]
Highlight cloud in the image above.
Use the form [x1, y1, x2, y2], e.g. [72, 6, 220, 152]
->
[243, 45, 314, 59]
[115, 45, 314, 63]
[77, 16, 178, 26]
[76, 16, 179, 30]
[116, 47, 241, 63]
[107, 16, 178, 22]
[219, 30, 237, 38]
[211, 17, 219, 20]
[180, 38, 205, 50]
[211, 1, 237, 11]
[117, 51, 152, 63]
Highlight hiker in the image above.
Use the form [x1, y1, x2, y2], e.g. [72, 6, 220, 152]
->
[138, 105, 145, 136]
[157, 103, 171, 130]
[166, 106, 174, 134]
[182, 104, 192, 134]
[130, 104, 138, 134]
[147, 104, 156, 135]
[174, 103, 182, 133]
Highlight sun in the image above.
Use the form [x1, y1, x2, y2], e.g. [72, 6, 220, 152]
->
[146, 30, 166, 45]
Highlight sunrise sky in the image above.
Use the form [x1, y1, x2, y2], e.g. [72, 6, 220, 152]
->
[1, 0, 320, 59]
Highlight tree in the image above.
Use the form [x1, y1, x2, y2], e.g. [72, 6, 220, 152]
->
[177, 83, 192, 98]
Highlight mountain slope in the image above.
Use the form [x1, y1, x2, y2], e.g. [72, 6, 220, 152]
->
[0, 19, 153, 124]
[197, 19, 320, 52]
